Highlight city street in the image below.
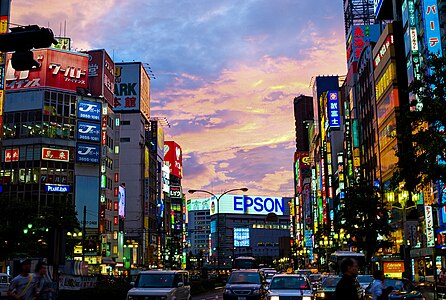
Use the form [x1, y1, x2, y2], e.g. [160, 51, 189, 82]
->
[192, 287, 223, 300]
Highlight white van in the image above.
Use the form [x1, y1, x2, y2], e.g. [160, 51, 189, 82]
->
[0, 273, 11, 298]
[126, 270, 191, 300]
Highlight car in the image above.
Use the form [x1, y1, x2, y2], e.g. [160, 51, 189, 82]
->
[126, 270, 191, 300]
[309, 274, 324, 289]
[314, 276, 341, 300]
[263, 271, 278, 285]
[223, 269, 268, 300]
[267, 274, 313, 300]
[364, 278, 423, 300]
[0, 273, 11, 298]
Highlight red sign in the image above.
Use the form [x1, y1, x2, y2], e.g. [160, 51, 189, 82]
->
[102, 131, 107, 145]
[42, 147, 69, 162]
[5, 48, 88, 92]
[87, 49, 115, 107]
[5, 148, 19, 162]
[164, 141, 183, 178]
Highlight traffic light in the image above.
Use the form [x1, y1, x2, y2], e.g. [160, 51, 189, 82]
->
[0, 25, 58, 70]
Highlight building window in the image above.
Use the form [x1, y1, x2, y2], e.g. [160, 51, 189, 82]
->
[113, 216, 118, 225]
[114, 202, 118, 211]
[113, 245, 118, 254]
[114, 231, 118, 240]
[120, 137, 130, 142]
[121, 120, 130, 125]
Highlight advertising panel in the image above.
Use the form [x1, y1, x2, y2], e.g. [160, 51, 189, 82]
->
[76, 143, 100, 164]
[210, 194, 285, 216]
[118, 185, 126, 219]
[5, 49, 88, 92]
[327, 91, 341, 129]
[374, 0, 384, 17]
[77, 121, 101, 142]
[4, 148, 19, 162]
[425, 205, 435, 247]
[150, 121, 164, 159]
[42, 147, 69, 162]
[423, 0, 442, 56]
[234, 228, 250, 247]
[170, 186, 183, 199]
[346, 24, 381, 69]
[164, 141, 183, 178]
[45, 184, 70, 193]
[77, 100, 101, 121]
[187, 198, 210, 211]
[114, 63, 140, 111]
[162, 164, 170, 193]
[87, 50, 115, 106]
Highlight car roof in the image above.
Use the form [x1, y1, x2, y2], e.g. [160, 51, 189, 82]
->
[231, 269, 260, 273]
[272, 274, 307, 278]
[138, 270, 186, 274]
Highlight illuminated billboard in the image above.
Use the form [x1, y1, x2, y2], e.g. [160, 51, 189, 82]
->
[162, 164, 170, 193]
[423, 0, 442, 56]
[42, 147, 69, 162]
[187, 198, 210, 212]
[76, 143, 100, 164]
[327, 91, 341, 129]
[234, 228, 250, 247]
[5, 49, 88, 92]
[87, 49, 115, 107]
[77, 121, 101, 142]
[77, 100, 101, 121]
[210, 194, 285, 216]
[164, 141, 183, 178]
[119, 185, 126, 219]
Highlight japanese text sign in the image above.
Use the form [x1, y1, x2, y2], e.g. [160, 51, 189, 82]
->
[327, 91, 341, 129]
[423, 0, 442, 56]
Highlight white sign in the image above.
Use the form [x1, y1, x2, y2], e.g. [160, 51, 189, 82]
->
[425, 205, 435, 247]
[162, 164, 170, 193]
[210, 194, 285, 216]
[374, 0, 384, 16]
[114, 63, 140, 111]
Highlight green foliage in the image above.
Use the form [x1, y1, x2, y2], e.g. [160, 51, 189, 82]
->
[394, 54, 446, 192]
[0, 194, 79, 260]
[339, 180, 394, 263]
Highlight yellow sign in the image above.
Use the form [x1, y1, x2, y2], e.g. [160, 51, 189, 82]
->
[0, 90, 3, 115]
[353, 157, 360, 167]
[286, 267, 293, 274]
[0, 16, 7, 34]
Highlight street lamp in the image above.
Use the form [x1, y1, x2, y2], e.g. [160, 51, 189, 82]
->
[188, 187, 248, 276]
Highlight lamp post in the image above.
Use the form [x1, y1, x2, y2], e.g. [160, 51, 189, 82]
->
[188, 187, 248, 276]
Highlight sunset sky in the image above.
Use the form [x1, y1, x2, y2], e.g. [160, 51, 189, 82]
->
[11, 0, 347, 197]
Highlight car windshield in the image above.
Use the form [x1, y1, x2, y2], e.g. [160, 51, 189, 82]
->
[384, 279, 415, 292]
[357, 275, 373, 284]
[322, 277, 341, 287]
[136, 274, 175, 288]
[228, 272, 260, 284]
[310, 274, 322, 282]
[270, 276, 310, 290]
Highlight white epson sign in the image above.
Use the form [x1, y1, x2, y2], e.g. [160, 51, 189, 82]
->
[210, 194, 285, 216]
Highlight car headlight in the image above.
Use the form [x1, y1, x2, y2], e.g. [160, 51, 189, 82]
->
[127, 296, 135, 300]
[316, 292, 325, 298]
[269, 296, 280, 300]
[224, 289, 233, 295]
[303, 297, 312, 300]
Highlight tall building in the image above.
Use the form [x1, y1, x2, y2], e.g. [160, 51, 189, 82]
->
[186, 198, 211, 262]
[113, 62, 151, 268]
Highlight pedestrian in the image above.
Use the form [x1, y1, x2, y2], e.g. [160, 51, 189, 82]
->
[334, 258, 361, 300]
[34, 261, 54, 300]
[370, 270, 385, 300]
[8, 259, 36, 300]
[440, 268, 446, 285]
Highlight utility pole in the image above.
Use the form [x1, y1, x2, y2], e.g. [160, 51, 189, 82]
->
[82, 205, 86, 262]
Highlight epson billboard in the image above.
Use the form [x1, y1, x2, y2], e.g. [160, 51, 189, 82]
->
[209, 194, 285, 216]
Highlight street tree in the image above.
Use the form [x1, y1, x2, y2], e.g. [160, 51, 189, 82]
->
[393, 54, 446, 192]
[339, 180, 394, 265]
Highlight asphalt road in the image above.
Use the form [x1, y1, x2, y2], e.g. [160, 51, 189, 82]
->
[192, 287, 224, 300]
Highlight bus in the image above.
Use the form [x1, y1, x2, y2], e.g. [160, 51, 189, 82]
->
[233, 256, 257, 269]
[329, 251, 366, 274]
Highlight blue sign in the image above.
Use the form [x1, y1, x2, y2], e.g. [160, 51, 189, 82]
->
[423, 0, 443, 56]
[328, 91, 341, 129]
[76, 143, 100, 164]
[45, 184, 70, 193]
[77, 121, 101, 142]
[77, 100, 101, 121]
[233, 196, 284, 214]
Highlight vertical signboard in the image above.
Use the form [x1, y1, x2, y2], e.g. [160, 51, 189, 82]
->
[423, 0, 442, 56]
[87, 50, 115, 107]
[327, 91, 341, 129]
[425, 205, 435, 247]
[118, 185, 126, 219]
[164, 141, 183, 178]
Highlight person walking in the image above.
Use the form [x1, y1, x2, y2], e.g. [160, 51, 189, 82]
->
[34, 261, 54, 300]
[370, 270, 385, 300]
[8, 259, 36, 300]
[440, 268, 446, 285]
[335, 258, 361, 300]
